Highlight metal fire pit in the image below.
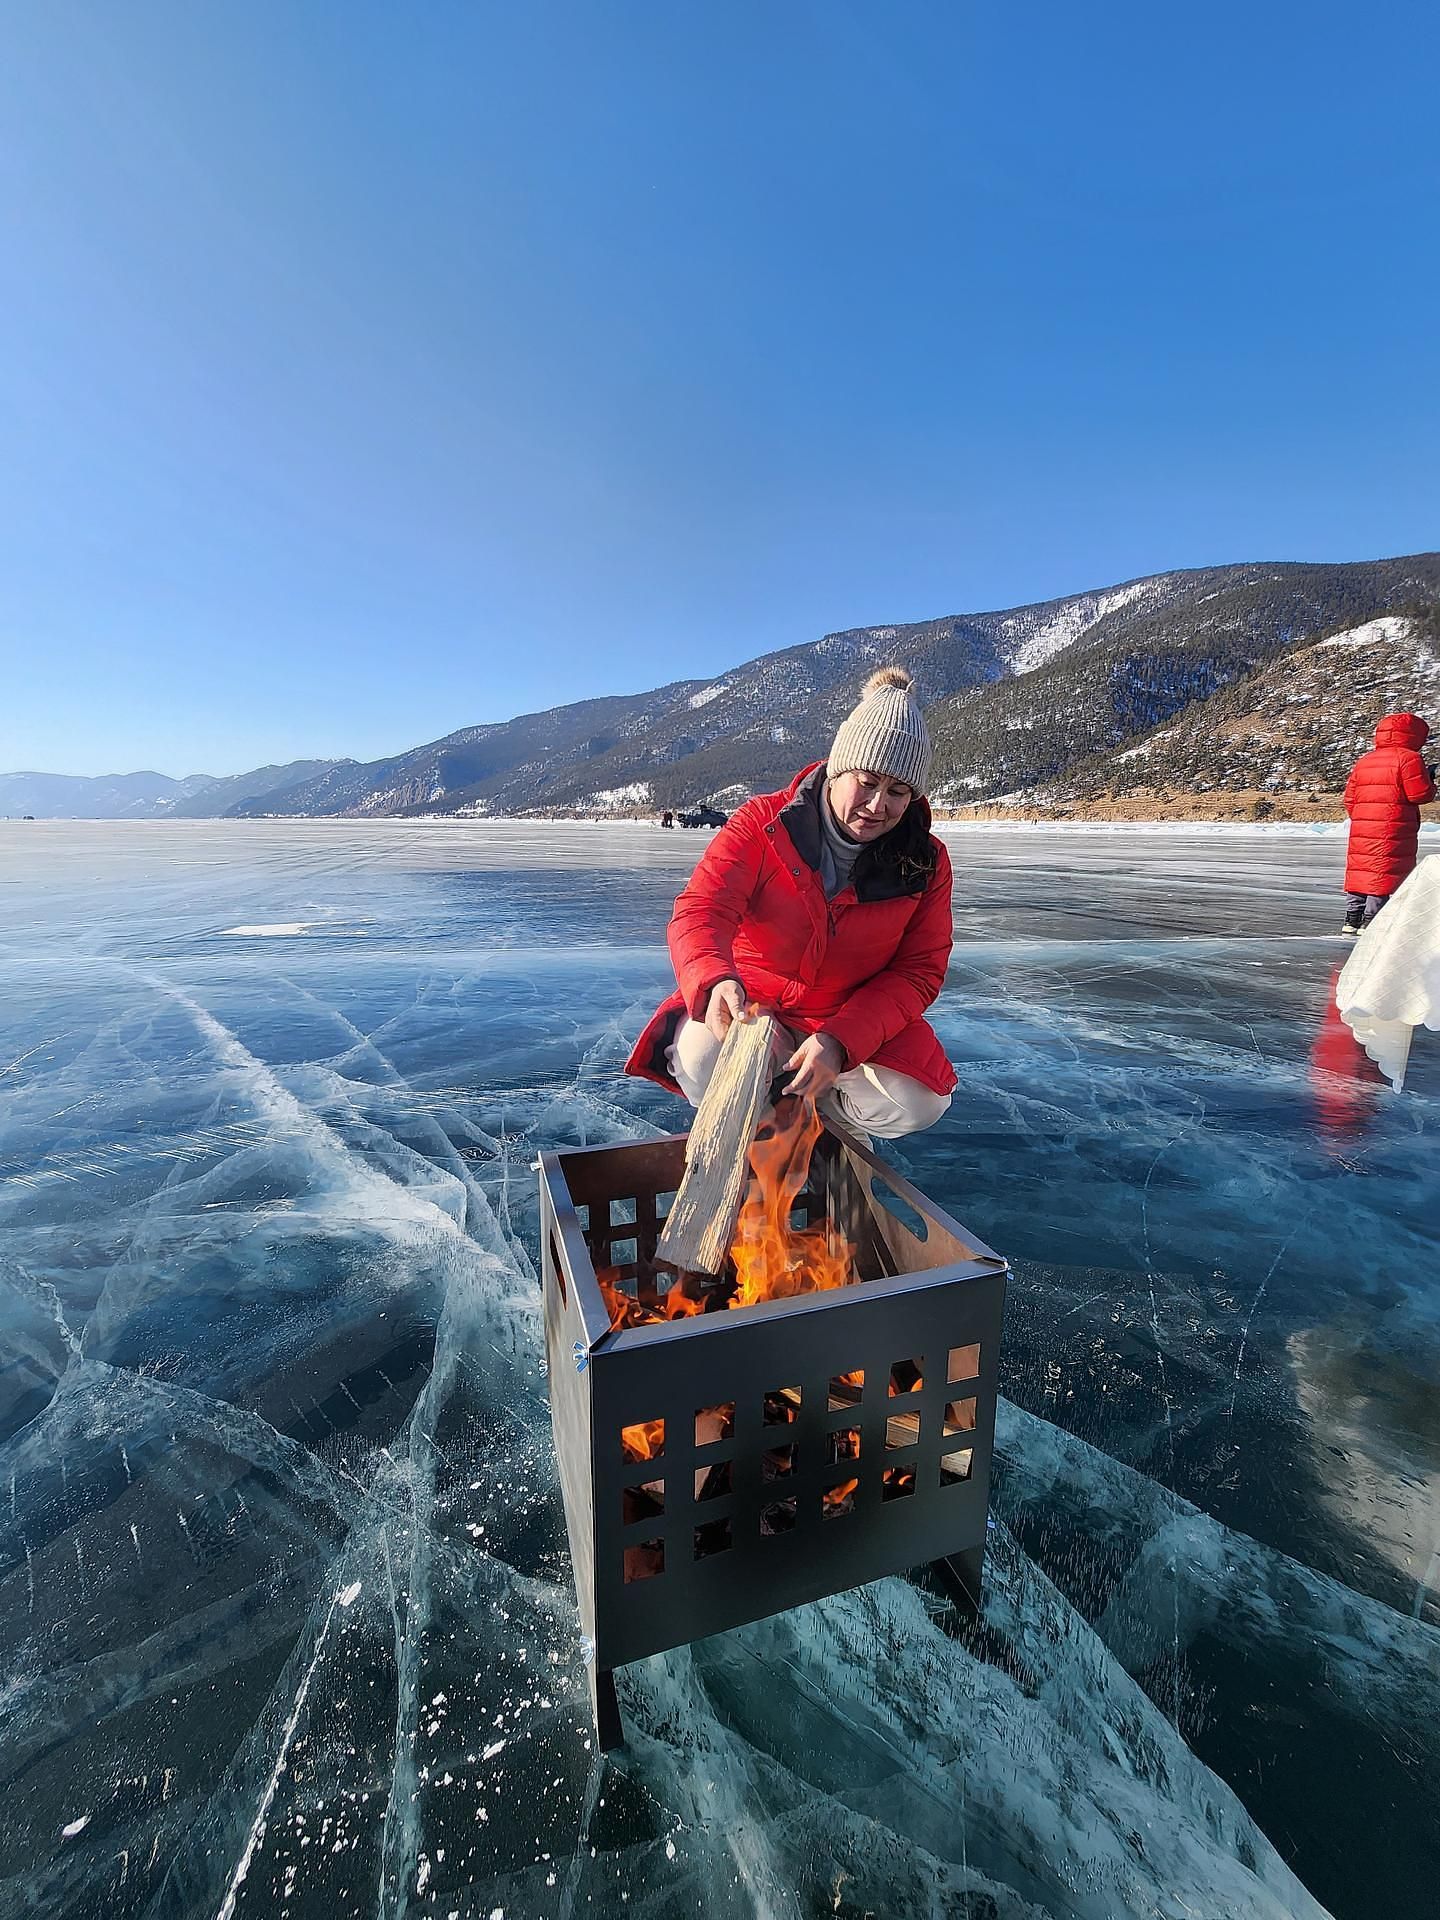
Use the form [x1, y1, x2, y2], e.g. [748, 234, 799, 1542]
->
[537, 1120, 1007, 1747]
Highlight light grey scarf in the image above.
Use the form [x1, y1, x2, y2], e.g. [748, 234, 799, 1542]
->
[818, 785, 864, 900]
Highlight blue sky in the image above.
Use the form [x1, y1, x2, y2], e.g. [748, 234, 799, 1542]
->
[2, 2, 1436, 776]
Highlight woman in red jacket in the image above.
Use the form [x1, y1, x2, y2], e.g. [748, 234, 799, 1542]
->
[1340, 712, 1436, 934]
[625, 667, 956, 1138]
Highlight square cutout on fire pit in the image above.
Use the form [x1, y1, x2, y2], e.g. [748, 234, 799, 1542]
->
[623, 1480, 664, 1523]
[944, 1396, 977, 1436]
[761, 1498, 797, 1534]
[948, 1343, 981, 1383]
[549, 1232, 568, 1306]
[621, 1418, 664, 1464]
[881, 1465, 917, 1500]
[888, 1358, 925, 1397]
[828, 1369, 864, 1409]
[940, 1446, 974, 1484]
[694, 1517, 732, 1558]
[695, 1403, 734, 1448]
[761, 1443, 796, 1480]
[623, 1538, 664, 1582]
[694, 1460, 732, 1501]
[827, 1426, 861, 1466]
[763, 1388, 800, 1426]
[822, 1479, 858, 1519]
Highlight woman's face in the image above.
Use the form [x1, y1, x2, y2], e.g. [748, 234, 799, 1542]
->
[827, 769, 914, 840]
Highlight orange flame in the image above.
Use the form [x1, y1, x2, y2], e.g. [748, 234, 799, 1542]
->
[621, 1419, 664, 1463]
[592, 1099, 857, 1336]
[596, 1267, 704, 1330]
[730, 1101, 855, 1308]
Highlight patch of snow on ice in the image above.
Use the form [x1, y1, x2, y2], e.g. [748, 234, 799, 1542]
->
[61, 1816, 91, 1839]
[688, 683, 726, 709]
[220, 924, 318, 938]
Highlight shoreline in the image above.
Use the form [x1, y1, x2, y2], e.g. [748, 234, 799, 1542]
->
[7, 796, 1438, 839]
[936, 788, 1349, 826]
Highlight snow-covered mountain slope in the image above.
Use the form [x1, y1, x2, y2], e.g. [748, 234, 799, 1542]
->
[1070, 612, 1440, 798]
[998, 577, 1174, 676]
[238, 554, 1440, 817]
[926, 557, 1440, 805]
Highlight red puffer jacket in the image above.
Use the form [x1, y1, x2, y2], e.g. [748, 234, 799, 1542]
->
[626, 764, 957, 1095]
[1342, 713, 1435, 895]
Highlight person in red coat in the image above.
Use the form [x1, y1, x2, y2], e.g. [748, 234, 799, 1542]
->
[625, 667, 956, 1138]
[1340, 712, 1436, 934]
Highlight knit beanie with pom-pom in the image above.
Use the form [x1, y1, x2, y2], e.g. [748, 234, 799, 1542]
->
[825, 666, 932, 795]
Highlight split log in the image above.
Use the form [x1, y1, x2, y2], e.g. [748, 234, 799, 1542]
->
[655, 1011, 780, 1275]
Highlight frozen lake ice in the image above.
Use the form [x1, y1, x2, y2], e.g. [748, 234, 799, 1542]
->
[1, 819, 1437, 1919]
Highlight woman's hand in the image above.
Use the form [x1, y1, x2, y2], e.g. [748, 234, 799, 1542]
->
[784, 1031, 845, 1102]
[704, 977, 749, 1044]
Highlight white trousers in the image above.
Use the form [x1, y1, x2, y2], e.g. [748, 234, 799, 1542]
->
[668, 1018, 951, 1141]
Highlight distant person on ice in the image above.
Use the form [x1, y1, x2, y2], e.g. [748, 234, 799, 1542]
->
[1340, 712, 1436, 935]
[626, 668, 956, 1138]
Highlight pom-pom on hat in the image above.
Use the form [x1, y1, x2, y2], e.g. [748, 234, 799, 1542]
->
[826, 666, 932, 795]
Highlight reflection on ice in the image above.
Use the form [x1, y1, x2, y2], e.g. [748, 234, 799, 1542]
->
[1, 822, 1437, 1917]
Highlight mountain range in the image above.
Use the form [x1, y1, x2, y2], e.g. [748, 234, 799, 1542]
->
[0, 761, 339, 822]
[8, 553, 1439, 820]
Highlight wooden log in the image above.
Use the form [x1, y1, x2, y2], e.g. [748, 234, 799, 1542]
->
[655, 1011, 780, 1275]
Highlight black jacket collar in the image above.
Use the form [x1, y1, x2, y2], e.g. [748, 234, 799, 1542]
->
[777, 765, 931, 902]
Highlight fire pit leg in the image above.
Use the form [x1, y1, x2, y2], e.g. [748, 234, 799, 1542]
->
[930, 1543, 985, 1622]
[591, 1665, 624, 1751]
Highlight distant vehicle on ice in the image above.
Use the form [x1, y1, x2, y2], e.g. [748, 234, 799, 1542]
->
[677, 804, 728, 829]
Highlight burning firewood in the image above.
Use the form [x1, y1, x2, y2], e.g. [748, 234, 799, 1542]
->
[596, 1101, 858, 1332]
